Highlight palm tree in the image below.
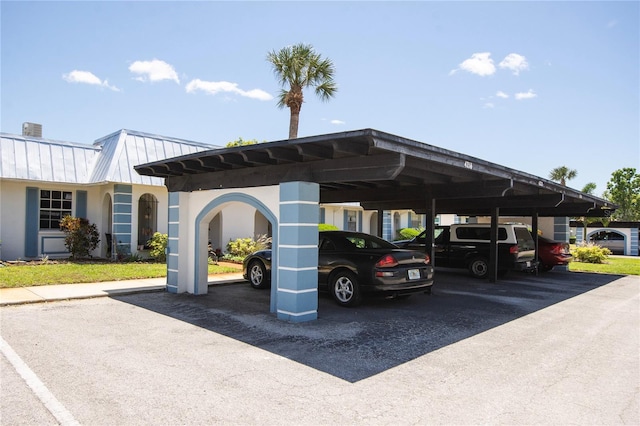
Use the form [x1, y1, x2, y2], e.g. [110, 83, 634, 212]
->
[267, 43, 337, 139]
[549, 166, 577, 186]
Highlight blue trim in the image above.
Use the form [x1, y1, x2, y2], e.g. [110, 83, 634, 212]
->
[194, 193, 278, 307]
[76, 190, 87, 218]
[25, 187, 39, 257]
[319, 207, 325, 224]
[358, 211, 363, 232]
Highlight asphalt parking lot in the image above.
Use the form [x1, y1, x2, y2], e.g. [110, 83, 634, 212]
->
[1, 269, 638, 425]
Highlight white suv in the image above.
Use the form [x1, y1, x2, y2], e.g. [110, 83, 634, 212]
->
[397, 223, 537, 278]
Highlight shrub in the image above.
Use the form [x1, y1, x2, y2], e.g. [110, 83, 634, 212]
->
[319, 223, 339, 231]
[398, 228, 422, 240]
[572, 243, 611, 264]
[59, 216, 100, 259]
[226, 234, 272, 258]
[147, 232, 168, 262]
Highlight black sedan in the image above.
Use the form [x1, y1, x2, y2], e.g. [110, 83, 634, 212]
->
[243, 230, 434, 307]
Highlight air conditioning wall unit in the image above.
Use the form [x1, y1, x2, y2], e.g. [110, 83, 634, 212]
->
[22, 122, 43, 137]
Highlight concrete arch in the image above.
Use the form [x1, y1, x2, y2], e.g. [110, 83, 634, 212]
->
[193, 192, 279, 311]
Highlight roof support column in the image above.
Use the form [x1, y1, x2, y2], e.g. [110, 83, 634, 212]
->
[531, 212, 539, 275]
[277, 182, 319, 322]
[425, 195, 435, 265]
[489, 207, 499, 283]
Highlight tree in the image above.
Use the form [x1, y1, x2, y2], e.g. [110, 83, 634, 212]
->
[267, 43, 337, 139]
[581, 182, 596, 195]
[603, 167, 640, 221]
[226, 137, 261, 148]
[549, 166, 577, 186]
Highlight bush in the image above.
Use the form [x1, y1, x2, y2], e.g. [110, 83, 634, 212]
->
[226, 234, 272, 258]
[572, 243, 611, 264]
[147, 232, 168, 262]
[398, 228, 422, 240]
[59, 216, 100, 259]
[319, 223, 339, 231]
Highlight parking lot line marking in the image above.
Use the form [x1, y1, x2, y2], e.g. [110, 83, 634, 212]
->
[0, 336, 79, 426]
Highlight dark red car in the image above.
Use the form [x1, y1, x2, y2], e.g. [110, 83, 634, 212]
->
[536, 236, 572, 272]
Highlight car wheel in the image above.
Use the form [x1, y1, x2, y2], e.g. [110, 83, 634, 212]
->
[468, 257, 489, 279]
[248, 260, 268, 289]
[539, 262, 554, 272]
[330, 270, 361, 307]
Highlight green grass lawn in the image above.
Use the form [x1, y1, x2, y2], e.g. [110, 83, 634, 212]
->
[1, 257, 637, 289]
[568, 256, 640, 276]
[0, 261, 242, 288]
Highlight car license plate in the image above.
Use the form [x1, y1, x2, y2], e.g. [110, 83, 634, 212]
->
[526, 261, 531, 267]
[408, 269, 420, 280]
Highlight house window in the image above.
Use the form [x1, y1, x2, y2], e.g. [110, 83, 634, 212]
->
[138, 194, 158, 248]
[411, 213, 424, 229]
[346, 210, 358, 231]
[39, 190, 72, 229]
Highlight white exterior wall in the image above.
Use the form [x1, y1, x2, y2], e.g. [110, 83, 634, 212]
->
[219, 203, 258, 246]
[0, 180, 27, 260]
[0, 179, 171, 261]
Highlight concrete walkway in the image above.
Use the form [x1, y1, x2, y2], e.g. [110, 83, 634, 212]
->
[0, 272, 245, 306]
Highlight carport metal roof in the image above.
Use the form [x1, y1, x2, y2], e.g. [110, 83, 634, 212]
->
[135, 128, 615, 217]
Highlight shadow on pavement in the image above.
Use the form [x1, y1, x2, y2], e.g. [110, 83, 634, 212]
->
[114, 269, 622, 383]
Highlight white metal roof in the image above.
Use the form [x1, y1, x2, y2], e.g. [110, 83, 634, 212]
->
[0, 129, 218, 186]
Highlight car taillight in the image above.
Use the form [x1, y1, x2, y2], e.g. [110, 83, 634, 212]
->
[424, 254, 431, 265]
[376, 254, 398, 268]
[551, 244, 562, 254]
[509, 245, 519, 254]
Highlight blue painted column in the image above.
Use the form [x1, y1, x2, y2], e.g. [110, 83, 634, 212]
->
[277, 182, 319, 322]
[554, 216, 570, 271]
[166, 192, 180, 293]
[382, 211, 392, 241]
[113, 184, 132, 258]
[630, 228, 638, 256]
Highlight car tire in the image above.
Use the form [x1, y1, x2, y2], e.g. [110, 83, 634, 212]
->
[468, 257, 489, 279]
[248, 259, 268, 289]
[539, 262, 554, 272]
[330, 270, 362, 307]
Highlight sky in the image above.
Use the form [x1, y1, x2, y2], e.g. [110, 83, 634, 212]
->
[1, 1, 638, 198]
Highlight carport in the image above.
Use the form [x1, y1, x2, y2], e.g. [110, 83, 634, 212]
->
[135, 128, 615, 322]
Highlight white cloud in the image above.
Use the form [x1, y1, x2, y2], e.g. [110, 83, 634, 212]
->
[499, 53, 529, 75]
[483, 103, 495, 109]
[450, 52, 496, 77]
[515, 89, 537, 100]
[129, 59, 180, 84]
[185, 79, 272, 101]
[607, 19, 618, 28]
[330, 119, 345, 125]
[496, 91, 509, 99]
[62, 70, 120, 91]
